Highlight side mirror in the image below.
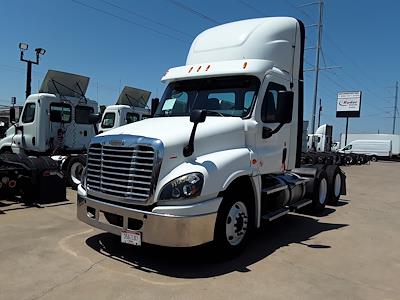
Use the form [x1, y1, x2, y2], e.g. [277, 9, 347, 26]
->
[276, 91, 294, 124]
[88, 113, 101, 124]
[9, 107, 16, 123]
[151, 98, 160, 117]
[190, 109, 207, 123]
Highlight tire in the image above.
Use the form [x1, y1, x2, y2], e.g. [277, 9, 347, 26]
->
[311, 169, 329, 212]
[213, 190, 253, 257]
[345, 155, 353, 165]
[370, 155, 378, 162]
[326, 165, 342, 205]
[67, 155, 86, 190]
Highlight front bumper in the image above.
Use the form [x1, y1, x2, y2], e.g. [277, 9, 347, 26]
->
[77, 188, 221, 247]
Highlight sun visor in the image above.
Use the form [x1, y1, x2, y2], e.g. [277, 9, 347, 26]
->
[116, 86, 151, 108]
[39, 70, 90, 97]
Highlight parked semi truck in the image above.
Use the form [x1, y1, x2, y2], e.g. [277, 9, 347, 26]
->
[0, 70, 98, 189]
[78, 17, 346, 254]
[99, 86, 151, 133]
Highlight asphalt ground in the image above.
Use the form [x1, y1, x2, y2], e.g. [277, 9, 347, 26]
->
[0, 161, 399, 300]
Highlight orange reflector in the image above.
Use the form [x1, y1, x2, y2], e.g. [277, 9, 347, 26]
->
[252, 159, 257, 165]
[243, 62, 248, 69]
[188, 66, 194, 73]
[206, 65, 211, 71]
[197, 66, 202, 72]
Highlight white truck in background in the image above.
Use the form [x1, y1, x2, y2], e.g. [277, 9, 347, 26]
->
[78, 17, 347, 254]
[307, 124, 333, 152]
[339, 139, 392, 161]
[0, 70, 98, 189]
[340, 133, 400, 159]
[99, 86, 151, 133]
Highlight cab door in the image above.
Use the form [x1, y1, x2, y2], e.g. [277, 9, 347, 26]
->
[254, 75, 291, 174]
[13, 101, 38, 152]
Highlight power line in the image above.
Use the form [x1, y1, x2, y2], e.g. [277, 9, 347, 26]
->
[238, 0, 269, 17]
[99, 0, 194, 38]
[71, 0, 190, 43]
[166, 0, 219, 25]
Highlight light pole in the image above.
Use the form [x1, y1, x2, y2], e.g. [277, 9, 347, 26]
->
[19, 43, 46, 99]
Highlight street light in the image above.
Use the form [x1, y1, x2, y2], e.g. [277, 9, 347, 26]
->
[19, 42, 46, 99]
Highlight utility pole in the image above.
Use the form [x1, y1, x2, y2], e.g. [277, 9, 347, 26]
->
[311, 0, 324, 133]
[317, 98, 322, 127]
[393, 80, 398, 134]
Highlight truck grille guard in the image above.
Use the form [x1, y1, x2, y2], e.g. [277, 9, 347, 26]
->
[85, 134, 163, 206]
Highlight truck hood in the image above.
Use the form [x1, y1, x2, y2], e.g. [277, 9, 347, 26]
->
[98, 116, 247, 175]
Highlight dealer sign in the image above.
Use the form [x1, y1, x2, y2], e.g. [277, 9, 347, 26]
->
[336, 91, 362, 118]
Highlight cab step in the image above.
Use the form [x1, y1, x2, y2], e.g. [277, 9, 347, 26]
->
[261, 183, 288, 195]
[262, 207, 289, 221]
[290, 199, 312, 211]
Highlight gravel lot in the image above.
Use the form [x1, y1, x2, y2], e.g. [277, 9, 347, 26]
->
[1, 162, 399, 300]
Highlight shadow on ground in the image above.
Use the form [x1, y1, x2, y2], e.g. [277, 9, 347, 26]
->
[85, 212, 348, 279]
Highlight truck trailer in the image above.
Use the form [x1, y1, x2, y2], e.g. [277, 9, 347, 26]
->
[77, 17, 346, 254]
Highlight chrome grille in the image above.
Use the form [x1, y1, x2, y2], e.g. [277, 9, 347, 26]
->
[86, 135, 163, 205]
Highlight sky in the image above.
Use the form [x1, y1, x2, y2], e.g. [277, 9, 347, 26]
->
[0, 0, 400, 140]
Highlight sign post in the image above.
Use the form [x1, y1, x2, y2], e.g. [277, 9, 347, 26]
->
[336, 91, 362, 146]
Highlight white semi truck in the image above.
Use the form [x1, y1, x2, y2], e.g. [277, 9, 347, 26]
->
[0, 70, 99, 189]
[77, 17, 346, 254]
[99, 86, 151, 133]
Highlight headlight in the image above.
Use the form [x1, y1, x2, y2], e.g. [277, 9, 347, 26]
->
[159, 173, 204, 200]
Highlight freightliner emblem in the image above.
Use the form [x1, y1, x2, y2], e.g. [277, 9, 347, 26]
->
[109, 140, 125, 146]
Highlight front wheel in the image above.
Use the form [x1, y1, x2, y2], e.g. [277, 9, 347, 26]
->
[67, 155, 86, 190]
[213, 195, 253, 256]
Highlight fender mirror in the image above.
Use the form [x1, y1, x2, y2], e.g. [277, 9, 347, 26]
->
[183, 109, 207, 157]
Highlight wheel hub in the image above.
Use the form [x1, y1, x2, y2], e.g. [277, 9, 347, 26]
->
[226, 201, 248, 246]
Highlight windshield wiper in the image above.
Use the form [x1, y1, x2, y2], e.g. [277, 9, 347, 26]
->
[206, 110, 226, 117]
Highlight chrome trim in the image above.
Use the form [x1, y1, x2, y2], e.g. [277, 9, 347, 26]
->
[77, 196, 217, 247]
[85, 134, 164, 206]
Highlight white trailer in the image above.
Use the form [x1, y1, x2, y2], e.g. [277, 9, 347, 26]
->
[0, 70, 99, 189]
[340, 133, 400, 157]
[77, 17, 346, 255]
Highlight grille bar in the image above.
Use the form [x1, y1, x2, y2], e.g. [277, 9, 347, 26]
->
[86, 138, 160, 204]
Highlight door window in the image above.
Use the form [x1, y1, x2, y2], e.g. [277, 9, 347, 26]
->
[75, 106, 94, 124]
[50, 103, 72, 123]
[261, 82, 287, 123]
[21, 103, 36, 123]
[101, 112, 115, 128]
[126, 112, 139, 124]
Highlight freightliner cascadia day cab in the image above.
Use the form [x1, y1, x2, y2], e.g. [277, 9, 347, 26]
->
[0, 70, 99, 189]
[99, 86, 151, 133]
[78, 17, 346, 254]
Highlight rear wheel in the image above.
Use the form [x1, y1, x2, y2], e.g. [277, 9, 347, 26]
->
[67, 155, 86, 190]
[370, 155, 378, 162]
[311, 169, 329, 212]
[326, 165, 342, 205]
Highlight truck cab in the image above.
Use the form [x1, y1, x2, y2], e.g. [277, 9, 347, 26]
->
[0, 70, 98, 155]
[99, 86, 151, 133]
[78, 17, 345, 254]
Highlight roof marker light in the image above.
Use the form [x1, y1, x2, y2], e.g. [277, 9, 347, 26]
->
[197, 66, 202, 72]
[188, 66, 194, 73]
[206, 65, 211, 71]
[243, 62, 248, 69]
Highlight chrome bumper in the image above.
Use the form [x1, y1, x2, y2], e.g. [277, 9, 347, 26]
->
[77, 192, 220, 247]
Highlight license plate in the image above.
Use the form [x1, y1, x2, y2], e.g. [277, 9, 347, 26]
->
[121, 230, 141, 246]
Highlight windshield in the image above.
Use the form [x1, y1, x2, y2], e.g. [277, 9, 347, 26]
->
[155, 76, 260, 118]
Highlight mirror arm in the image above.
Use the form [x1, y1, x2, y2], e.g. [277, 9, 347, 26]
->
[183, 123, 198, 157]
[263, 123, 284, 139]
